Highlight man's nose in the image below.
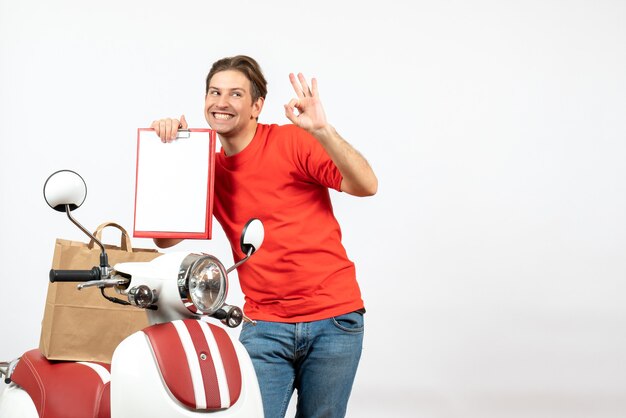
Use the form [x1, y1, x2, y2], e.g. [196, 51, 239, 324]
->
[216, 94, 229, 107]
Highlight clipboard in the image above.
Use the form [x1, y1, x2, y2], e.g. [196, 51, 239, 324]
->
[133, 128, 216, 239]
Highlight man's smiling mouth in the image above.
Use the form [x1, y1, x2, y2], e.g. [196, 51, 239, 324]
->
[213, 112, 234, 120]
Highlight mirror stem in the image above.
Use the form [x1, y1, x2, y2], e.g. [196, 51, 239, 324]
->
[65, 204, 109, 267]
[226, 247, 253, 274]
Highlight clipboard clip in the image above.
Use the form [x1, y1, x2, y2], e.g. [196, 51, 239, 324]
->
[176, 129, 191, 139]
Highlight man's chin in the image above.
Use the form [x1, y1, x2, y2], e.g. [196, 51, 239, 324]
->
[211, 126, 233, 136]
[206, 122, 231, 134]
[211, 125, 238, 140]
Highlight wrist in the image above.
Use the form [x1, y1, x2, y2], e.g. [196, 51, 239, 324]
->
[310, 124, 335, 141]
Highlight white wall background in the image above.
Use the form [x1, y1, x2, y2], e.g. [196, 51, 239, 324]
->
[1, 1, 625, 417]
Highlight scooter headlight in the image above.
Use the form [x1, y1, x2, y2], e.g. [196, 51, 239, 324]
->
[178, 254, 227, 315]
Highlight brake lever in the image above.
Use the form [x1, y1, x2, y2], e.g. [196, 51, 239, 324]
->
[77, 277, 129, 290]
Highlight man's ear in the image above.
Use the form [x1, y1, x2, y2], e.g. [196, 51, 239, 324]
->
[251, 97, 265, 119]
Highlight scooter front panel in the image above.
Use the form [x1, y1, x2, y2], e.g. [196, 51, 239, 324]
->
[143, 319, 242, 410]
[111, 324, 263, 417]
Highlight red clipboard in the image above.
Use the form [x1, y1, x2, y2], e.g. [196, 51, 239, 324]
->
[133, 128, 216, 239]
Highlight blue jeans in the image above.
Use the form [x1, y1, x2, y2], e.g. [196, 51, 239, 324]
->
[239, 311, 364, 418]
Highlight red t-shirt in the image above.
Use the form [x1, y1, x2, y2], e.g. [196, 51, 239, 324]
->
[213, 123, 364, 322]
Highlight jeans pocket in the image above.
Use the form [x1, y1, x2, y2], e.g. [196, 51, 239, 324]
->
[332, 311, 365, 333]
[239, 320, 258, 344]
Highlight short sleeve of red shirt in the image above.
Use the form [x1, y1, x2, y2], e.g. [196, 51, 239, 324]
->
[289, 125, 344, 192]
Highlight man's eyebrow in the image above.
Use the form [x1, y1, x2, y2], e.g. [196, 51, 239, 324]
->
[208, 85, 247, 92]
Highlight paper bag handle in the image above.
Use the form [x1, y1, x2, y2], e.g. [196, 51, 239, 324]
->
[88, 222, 133, 252]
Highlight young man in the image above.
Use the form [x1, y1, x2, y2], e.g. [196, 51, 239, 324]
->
[152, 55, 377, 418]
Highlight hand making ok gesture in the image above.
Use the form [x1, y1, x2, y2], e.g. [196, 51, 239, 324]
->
[284, 73, 328, 134]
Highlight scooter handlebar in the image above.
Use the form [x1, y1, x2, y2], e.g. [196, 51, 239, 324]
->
[49, 267, 101, 283]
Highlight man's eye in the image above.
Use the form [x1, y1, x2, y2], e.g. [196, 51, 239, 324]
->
[210, 91, 219, 96]
[232, 92, 242, 97]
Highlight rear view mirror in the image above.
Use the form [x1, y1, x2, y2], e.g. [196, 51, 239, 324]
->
[240, 218, 265, 255]
[43, 170, 87, 212]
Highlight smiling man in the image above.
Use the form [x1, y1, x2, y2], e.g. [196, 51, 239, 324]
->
[151, 55, 377, 418]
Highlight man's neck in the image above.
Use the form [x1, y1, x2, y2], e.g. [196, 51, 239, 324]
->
[218, 122, 259, 156]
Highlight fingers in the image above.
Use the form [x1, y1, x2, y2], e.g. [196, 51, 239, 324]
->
[289, 72, 315, 98]
[310, 77, 319, 97]
[179, 114, 188, 129]
[284, 98, 300, 124]
[150, 116, 186, 143]
[289, 73, 303, 98]
[159, 119, 177, 142]
[297, 73, 313, 97]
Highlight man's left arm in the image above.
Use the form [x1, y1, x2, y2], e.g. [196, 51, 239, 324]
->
[310, 124, 378, 196]
[285, 73, 378, 197]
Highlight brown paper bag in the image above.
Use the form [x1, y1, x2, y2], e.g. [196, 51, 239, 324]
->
[39, 222, 162, 363]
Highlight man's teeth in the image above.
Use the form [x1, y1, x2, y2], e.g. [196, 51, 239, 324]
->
[214, 113, 233, 120]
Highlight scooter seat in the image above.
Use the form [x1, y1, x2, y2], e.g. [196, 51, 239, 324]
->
[11, 349, 111, 418]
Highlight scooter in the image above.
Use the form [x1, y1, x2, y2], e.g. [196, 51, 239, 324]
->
[0, 170, 264, 417]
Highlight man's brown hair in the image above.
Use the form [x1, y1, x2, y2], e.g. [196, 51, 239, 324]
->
[205, 55, 268, 102]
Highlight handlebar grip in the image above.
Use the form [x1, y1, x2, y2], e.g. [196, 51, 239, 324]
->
[49, 267, 101, 283]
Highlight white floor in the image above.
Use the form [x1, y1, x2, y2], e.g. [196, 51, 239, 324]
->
[289, 389, 626, 418]
[3, 383, 625, 417]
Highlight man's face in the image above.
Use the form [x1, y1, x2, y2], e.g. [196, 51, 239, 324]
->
[204, 70, 263, 138]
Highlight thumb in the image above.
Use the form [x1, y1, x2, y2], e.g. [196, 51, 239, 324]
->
[284, 104, 297, 124]
[180, 114, 189, 129]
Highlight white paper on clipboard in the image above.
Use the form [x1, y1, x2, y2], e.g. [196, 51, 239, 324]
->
[133, 128, 216, 239]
